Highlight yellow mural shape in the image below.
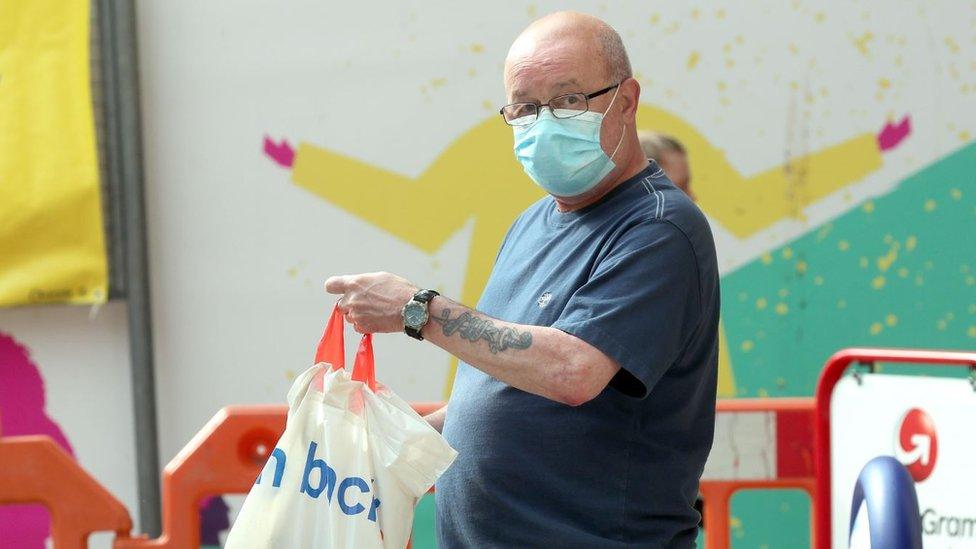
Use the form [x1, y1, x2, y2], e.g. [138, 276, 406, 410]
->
[0, 0, 108, 306]
[290, 104, 888, 398]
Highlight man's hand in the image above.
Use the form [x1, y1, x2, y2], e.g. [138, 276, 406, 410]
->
[324, 272, 419, 334]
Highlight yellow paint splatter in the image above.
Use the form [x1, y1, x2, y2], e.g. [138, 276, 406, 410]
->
[469, 43, 484, 54]
[915, 274, 925, 286]
[814, 275, 824, 285]
[967, 275, 976, 286]
[716, 8, 727, 19]
[430, 78, 448, 89]
[969, 304, 976, 315]
[815, 11, 826, 23]
[871, 275, 886, 289]
[853, 32, 875, 57]
[924, 199, 937, 212]
[838, 299, 848, 309]
[862, 201, 875, 213]
[876, 244, 899, 272]
[782, 247, 794, 260]
[756, 297, 768, 310]
[937, 319, 948, 330]
[870, 322, 884, 335]
[897, 267, 909, 278]
[788, 43, 799, 55]
[761, 252, 773, 265]
[905, 235, 917, 251]
[950, 188, 962, 201]
[838, 240, 850, 251]
[775, 302, 789, 315]
[968, 326, 976, 338]
[286, 266, 298, 278]
[468, 68, 477, 77]
[878, 77, 891, 89]
[778, 288, 790, 298]
[960, 131, 972, 142]
[886, 314, 898, 327]
[527, 4, 537, 17]
[687, 51, 701, 69]
[285, 369, 296, 380]
[649, 13, 660, 25]
[691, 8, 701, 19]
[757, 388, 769, 397]
[482, 99, 493, 110]
[945, 36, 961, 53]
[741, 340, 755, 352]
[860, 257, 869, 268]
[776, 377, 787, 388]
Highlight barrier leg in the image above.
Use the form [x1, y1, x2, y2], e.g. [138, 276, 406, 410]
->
[0, 436, 133, 548]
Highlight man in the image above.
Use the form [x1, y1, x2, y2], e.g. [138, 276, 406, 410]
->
[639, 131, 695, 200]
[326, 11, 718, 548]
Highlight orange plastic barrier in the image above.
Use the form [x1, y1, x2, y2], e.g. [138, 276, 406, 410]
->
[699, 397, 816, 549]
[114, 405, 287, 548]
[0, 435, 133, 549]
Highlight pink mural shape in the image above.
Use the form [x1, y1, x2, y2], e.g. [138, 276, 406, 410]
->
[0, 332, 74, 548]
[877, 114, 912, 152]
[263, 135, 295, 168]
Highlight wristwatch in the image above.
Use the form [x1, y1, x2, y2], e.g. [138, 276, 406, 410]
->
[402, 289, 440, 340]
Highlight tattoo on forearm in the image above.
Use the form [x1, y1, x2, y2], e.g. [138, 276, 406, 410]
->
[431, 309, 532, 353]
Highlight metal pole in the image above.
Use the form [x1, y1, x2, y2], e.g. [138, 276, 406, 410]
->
[96, 0, 162, 536]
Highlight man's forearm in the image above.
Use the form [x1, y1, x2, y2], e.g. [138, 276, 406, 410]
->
[423, 404, 448, 433]
[422, 296, 618, 406]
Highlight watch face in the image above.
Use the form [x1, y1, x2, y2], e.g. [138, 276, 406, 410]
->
[404, 302, 428, 327]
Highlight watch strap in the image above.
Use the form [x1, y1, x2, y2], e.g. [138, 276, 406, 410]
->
[413, 289, 439, 303]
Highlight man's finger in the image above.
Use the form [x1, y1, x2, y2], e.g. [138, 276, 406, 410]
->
[324, 275, 351, 294]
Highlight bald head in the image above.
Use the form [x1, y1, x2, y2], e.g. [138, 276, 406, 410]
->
[505, 12, 631, 98]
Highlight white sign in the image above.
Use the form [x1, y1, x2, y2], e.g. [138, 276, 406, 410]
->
[831, 374, 976, 548]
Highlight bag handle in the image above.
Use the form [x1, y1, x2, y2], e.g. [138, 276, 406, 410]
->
[352, 333, 376, 391]
[313, 304, 377, 391]
[314, 305, 346, 371]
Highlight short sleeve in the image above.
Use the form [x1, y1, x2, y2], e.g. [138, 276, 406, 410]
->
[551, 221, 701, 398]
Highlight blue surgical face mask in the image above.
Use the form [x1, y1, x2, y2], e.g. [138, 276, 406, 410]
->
[513, 86, 624, 197]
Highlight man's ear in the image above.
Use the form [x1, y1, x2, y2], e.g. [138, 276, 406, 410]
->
[620, 77, 641, 120]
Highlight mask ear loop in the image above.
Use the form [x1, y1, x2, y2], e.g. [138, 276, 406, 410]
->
[602, 84, 626, 163]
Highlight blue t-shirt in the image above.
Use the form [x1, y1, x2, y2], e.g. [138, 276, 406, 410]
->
[436, 162, 719, 548]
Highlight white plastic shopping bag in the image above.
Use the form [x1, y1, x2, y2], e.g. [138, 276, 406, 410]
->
[225, 306, 457, 548]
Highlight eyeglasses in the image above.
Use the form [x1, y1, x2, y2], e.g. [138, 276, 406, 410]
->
[499, 84, 619, 127]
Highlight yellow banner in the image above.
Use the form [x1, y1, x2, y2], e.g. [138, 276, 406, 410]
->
[0, 0, 108, 306]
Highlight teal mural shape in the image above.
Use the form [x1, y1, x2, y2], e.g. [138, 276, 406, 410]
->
[723, 142, 975, 398]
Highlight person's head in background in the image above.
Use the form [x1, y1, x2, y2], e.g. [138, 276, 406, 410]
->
[639, 131, 694, 201]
